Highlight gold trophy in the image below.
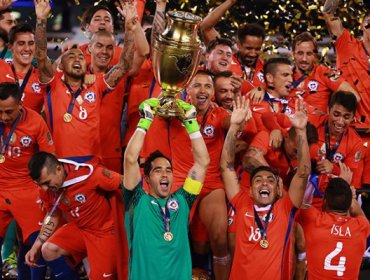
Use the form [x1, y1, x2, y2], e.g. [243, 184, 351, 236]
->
[152, 10, 202, 118]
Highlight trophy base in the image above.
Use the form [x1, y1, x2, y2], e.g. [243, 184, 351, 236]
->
[156, 96, 184, 119]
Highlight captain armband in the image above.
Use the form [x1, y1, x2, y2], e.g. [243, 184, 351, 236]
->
[183, 177, 203, 195]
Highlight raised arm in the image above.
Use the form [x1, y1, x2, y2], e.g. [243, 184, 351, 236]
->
[200, 0, 237, 45]
[220, 96, 249, 200]
[349, 186, 366, 217]
[117, 0, 149, 76]
[34, 0, 53, 83]
[288, 100, 311, 208]
[337, 81, 360, 102]
[151, 0, 167, 53]
[105, 0, 137, 88]
[176, 100, 209, 184]
[322, 0, 344, 38]
[123, 98, 159, 190]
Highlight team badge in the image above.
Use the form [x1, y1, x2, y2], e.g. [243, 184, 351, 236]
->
[257, 72, 265, 82]
[262, 213, 274, 223]
[46, 131, 53, 145]
[75, 194, 87, 204]
[355, 150, 362, 162]
[167, 199, 179, 211]
[284, 106, 293, 116]
[32, 82, 41, 94]
[333, 153, 344, 163]
[4, 58, 12, 64]
[84, 92, 96, 103]
[20, 136, 32, 147]
[308, 80, 319, 92]
[203, 125, 215, 138]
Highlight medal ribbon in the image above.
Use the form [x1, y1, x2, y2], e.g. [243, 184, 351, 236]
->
[238, 55, 255, 82]
[155, 199, 171, 233]
[264, 93, 289, 113]
[324, 122, 344, 161]
[291, 73, 307, 89]
[0, 113, 21, 156]
[63, 82, 83, 116]
[253, 203, 275, 242]
[11, 64, 33, 95]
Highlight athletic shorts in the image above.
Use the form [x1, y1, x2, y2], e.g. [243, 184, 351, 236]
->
[0, 187, 44, 242]
[48, 222, 117, 280]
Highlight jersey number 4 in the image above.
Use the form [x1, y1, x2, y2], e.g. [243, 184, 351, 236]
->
[324, 242, 346, 276]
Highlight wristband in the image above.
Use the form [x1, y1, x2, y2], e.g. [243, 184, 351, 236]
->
[137, 118, 152, 131]
[184, 120, 200, 135]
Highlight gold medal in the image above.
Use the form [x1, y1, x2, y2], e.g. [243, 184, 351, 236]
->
[63, 113, 72, 123]
[164, 231, 173, 242]
[44, 216, 51, 225]
[260, 239, 269, 249]
[0, 154, 5, 164]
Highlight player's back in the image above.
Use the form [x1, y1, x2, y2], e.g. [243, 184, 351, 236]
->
[299, 207, 369, 279]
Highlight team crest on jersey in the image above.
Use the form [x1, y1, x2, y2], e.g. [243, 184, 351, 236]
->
[32, 82, 41, 94]
[284, 106, 293, 116]
[84, 92, 96, 103]
[20, 136, 32, 147]
[333, 153, 344, 163]
[203, 125, 215, 138]
[308, 80, 319, 92]
[167, 199, 179, 211]
[262, 212, 274, 223]
[4, 58, 12, 64]
[75, 194, 87, 204]
[257, 72, 265, 82]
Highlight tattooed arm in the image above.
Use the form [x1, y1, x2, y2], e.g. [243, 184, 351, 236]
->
[220, 96, 248, 200]
[150, 0, 167, 55]
[34, 0, 53, 83]
[288, 100, 311, 208]
[105, 1, 137, 88]
[25, 209, 60, 267]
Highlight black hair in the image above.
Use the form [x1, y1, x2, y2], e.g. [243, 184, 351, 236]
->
[329, 90, 357, 114]
[0, 8, 12, 20]
[324, 177, 352, 212]
[0, 27, 8, 44]
[238, 23, 266, 41]
[263, 57, 292, 76]
[81, 4, 113, 32]
[250, 166, 280, 184]
[0, 82, 21, 101]
[143, 150, 172, 177]
[8, 23, 34, 45]
[206, 37, 233, 54]
[28, 152, 60, 181]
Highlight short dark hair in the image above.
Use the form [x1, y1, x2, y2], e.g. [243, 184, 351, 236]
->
[288, 122, 318, 146]
[214, 70, 233, 83]
[329, 90, 357, 114]
[324, 177, 352, 212]
[206, 37, 233, 54]
[143, 150, 172, 177]
[0, 82, 21, 101]
[263, 57, 292, 77]
[8, 23, 34, 45]
[0, 8, 12, 20]
[28, 152, 60, 181]
[250, 165, 279, 184]
[81, 4, 112, 31]
[292, 32, 318, 54]
[0, 27, 8, 44]
[238, 23, 266, 41]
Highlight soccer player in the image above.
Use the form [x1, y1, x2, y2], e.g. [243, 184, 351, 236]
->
[0, 82, 55, 279]
[214, 71, 242, 112]
[221, 96, 311, 279]
[34, 0, 136, 159]
[0, 6, 16, 61]
[310, 91, 363, 208]
[291, 31, 358, 113]
[26, 152, 126, 280]
[123, 98, 209, 280]
[298, 177, 369, 279]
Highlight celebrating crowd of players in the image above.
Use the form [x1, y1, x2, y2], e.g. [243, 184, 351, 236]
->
[0, 0, 369, 279]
